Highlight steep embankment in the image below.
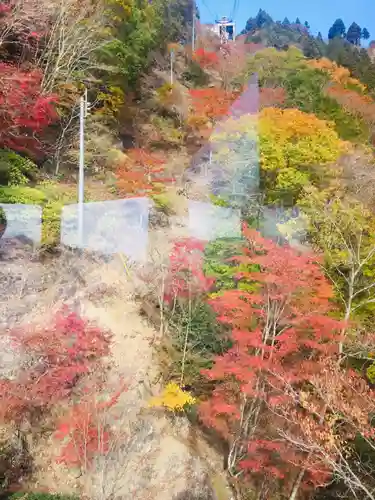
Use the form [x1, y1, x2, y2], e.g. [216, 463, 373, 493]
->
[0, 222, 232, 499]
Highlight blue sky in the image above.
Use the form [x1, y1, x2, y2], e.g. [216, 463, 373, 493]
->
[196, 0, 374, 45]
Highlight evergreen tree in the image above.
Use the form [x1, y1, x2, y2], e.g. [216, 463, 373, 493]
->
[282, 17, 290, 26]
[317, 31, 323, 41]
[244, 9, 273, 33]
[304, 21, 310, 29]
[326, 37, 375, 92]
[346, 22, 362, 45]
[255, 8, 273, 28]
[302, 37, 323, 58]
[244, 17, 258, 33]
[362, 27, 370, 40]
[328, 19, 346, 39]
[295, 17, 301, 25]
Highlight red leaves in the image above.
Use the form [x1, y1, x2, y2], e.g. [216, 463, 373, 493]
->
[192, 48, 219, 69]
[55, 400, 110, 467]
[0, 308, 112, 424]
[0, 63, 58, 157]
[55, 382, 127, 468]
[259, 87, 286, 109]
[164, 238, 215, 304]
[199, 226, 354, 486]
[115, 148, 173, 197]
[0, 2, 10, 15]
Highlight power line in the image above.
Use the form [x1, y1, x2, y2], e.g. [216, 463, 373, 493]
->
[232, 0, 239, 22]
[199, 0, 215, 22]
[229, 0, 239, 26]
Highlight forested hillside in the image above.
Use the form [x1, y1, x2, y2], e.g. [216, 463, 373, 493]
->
[2, 2, 375, 500]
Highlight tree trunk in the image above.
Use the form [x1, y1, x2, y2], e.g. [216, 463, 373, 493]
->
[288, 467, 305, 500]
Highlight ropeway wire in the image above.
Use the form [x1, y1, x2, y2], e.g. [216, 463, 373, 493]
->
[230, 0, 239, 24]
[199, 0, 216, 22]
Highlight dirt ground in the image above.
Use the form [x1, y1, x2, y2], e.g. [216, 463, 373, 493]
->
[0, 217, 233, 500]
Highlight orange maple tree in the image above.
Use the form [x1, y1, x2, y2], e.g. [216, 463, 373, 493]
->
[189, 88, 238, 122]
[308, 58, 366, 92]
[115, 148, 174, 197]
[326, 82, 375, 125]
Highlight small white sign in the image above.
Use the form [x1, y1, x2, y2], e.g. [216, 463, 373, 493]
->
[0, 204, 42, 243]
[61, 198, 150, 262]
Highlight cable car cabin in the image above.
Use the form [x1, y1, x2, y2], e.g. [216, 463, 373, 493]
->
[215, 17, 235, 42]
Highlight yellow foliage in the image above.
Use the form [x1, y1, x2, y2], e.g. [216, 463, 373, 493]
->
[96, 86, 125, 116]
[155, 83, 175, 106]
[307, 58, 367, 92]
[187, 115, 210, 129]
[259, 107, 349, 202]
[149, 382, 196, 412]
[210, 108, 348, 204]
[107, 0, 132, 16]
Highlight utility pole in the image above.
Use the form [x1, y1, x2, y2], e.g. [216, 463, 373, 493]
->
[192, 1, 195, 52]
[78, 88, 90, 247]
[170, 48, 174, 85]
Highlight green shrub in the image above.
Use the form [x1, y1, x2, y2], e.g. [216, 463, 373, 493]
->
[155, 82, 174, 103]
[203, 237, 260, 293]
[151, 115, 184, 146]
[0, 150, 38, 186]
[168, 301, 231, 357]
[151, 193, 174, 214]
[163, 299, 231, 396]
[209, 194, 230, 208]
[366, 362, 375, 384]
[38, 181, 76, 248]
[182, 61, 209, 87]
[0, 206, 6, 225]
[0, 186, 46, 205]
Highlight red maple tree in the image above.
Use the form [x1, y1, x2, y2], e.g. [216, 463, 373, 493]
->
[0, 63, 58, 157]
[55, 381, 127, 469]
[164, 238, 215, 304]
[0, 307, 112, 425]
[199, 225, 375, 497]
[192, 48, 219, 69]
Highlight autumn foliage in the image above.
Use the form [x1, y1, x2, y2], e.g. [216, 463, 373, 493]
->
[189, 88, 238, 122]
[199, 226, 375, 494]
[0, 63, 58, 156]
[0, 308, 112, 425]
[259, 87, 286, 109]
[164, 238, 214, 304]
[55, 382, 127, 469]
[326, 82, 375, 125]
[115, 148, 173, 197]
[308, 57, 366, 92]
[192, 48, 219, 69]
